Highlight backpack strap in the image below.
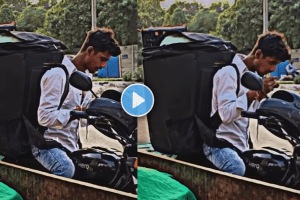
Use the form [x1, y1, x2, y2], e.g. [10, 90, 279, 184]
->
[44, 63, 69, 110]
[209, 63, 240, 129]
[27, 63, 70, 149]
[231, 63, 240, 96]
[200, 63, 242, 149]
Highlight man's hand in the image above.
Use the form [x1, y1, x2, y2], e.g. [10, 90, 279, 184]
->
[68, 105, 86, 123]
[247, 76, 279, 103]
[262, 76, 279, 94]
[75, 105, 86, 111]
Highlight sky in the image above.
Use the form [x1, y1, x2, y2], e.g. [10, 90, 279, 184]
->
[160, 0, 235, 9]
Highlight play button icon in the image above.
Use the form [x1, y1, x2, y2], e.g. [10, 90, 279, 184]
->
[121, 83, 154, 117]
[132, 92, 145, 108]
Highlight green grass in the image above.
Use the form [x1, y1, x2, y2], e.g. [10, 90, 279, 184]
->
[92, 77, 143, 82]
[277, 81, 295, 84]
[92, 77, 123, 81]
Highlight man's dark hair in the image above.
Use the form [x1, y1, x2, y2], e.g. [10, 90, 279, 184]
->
[80, 27, 121, 57]
[250, 31, 291, 62]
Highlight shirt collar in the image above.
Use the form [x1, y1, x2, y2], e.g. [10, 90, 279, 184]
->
[62, 55, 77, 74]
[233, 53, 248, 73]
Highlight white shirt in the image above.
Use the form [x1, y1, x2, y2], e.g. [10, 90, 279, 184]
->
[211, 54, 259, 152]
[38, 56, 93, 152]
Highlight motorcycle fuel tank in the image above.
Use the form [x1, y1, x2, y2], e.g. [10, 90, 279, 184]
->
[86, 98, 136, 134]
[257, 90, 300, 134]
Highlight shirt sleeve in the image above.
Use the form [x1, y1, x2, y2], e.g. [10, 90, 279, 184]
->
[38, 68, 71, 129]
[213, 66, 248, 124]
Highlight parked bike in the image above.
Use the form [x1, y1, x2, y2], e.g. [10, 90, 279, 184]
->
[241, 71, 300, 189]
[69, 71, 137, 193]
[3, 71, 137, 194]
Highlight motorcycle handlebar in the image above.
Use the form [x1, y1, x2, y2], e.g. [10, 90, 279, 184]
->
[70, 110, 88, 119]
[241, 111, 259, 119]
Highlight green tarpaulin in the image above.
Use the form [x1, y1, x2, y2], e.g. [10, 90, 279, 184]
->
[0, 182, 23, 200]
[138, 167, 197, 200]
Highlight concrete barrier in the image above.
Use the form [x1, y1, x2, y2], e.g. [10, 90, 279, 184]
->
[0, 161, 137, 200]
[139, 149, 300, 200]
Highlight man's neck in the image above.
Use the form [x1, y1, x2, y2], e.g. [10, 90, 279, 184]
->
[243, 54, 255, 72]
[72, 54, 86, 72]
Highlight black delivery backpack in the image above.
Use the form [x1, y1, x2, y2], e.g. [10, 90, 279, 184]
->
[0, 30, 67, 159]
[142, 31, 237, 156]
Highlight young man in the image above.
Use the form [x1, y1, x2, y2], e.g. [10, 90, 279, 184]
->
[32, 28, 121, 178]
[203, 32, 291, 176]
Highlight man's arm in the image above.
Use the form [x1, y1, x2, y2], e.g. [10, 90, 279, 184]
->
[214, 66, 247, 124]
[246, 76, 278, 105]
[38, 68, 72, 129]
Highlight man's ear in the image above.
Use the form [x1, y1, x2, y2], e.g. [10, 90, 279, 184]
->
[254, 49, 263, 59]
[87, 46, 94, 55]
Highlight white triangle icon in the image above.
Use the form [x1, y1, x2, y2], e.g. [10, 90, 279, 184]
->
[132, 92, 145, 109]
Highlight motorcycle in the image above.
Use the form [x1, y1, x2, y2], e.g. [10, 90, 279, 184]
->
[3, 71, 137, 194]
[240, 71, 300, 189]
[68, 71, 137, 193]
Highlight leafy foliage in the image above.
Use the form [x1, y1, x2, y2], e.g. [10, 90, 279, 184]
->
[215, 0, 300, 50]
[1, 0, 29, 12]
[138, 0, 165, 28]
[41, 0, 138, 47]
[215, 0, 262, 50]
[188, 8, 218, 33]
[96, 0, 137, 45]
[17, 6, 46, 32]
[1, 0, 137, 49]
[170, 1, 202, 23]
[162, 1, 229, 33]
[167, 7, 187, 26]
[0, 4, 16, 23]
[163, 2, 201, 26]
[268, 0, 300, 49]
[122, 71, 132, 81]
[176, 1, 202, 16]
[41, 0, 90, 49]
[294, 75, 300, 84]
[133, 66, 144, 82]
[0, 0, 299, 51]
[37, 0, 58, 9]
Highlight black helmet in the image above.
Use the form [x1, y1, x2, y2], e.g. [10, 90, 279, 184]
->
[71, 147, 135, 192]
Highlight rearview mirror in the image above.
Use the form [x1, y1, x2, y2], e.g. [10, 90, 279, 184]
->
[241, 71, 263, 91]
[69, 71, 98, 98]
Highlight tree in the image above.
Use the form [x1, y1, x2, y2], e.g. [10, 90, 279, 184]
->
[41, 0, 91, 49]
[96, 0, 138, 45]
[210, 1, 230, 13]
[1, 0, 30, 12]
[175, 1, 201, 16]
[37, 0, 59, 10]
[169, 8, 186, 26]
[138, 0, 165, 28]
[215, 0, 300, 50]
[42, 0, 137, 48]
[215, 0, 263, 50]
[17, 5, 46, 32]
[188, 8, 218, 33]
[163, 1, 202, 26]
[268, 0, 300, 49]
[0, 4, 15, 23]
